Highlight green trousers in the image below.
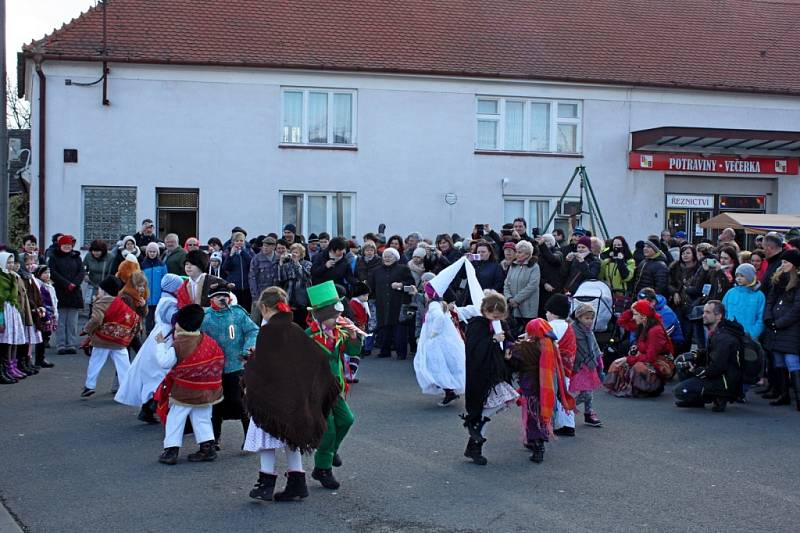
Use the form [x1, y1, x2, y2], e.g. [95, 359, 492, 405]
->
[314, 397, 354, 469]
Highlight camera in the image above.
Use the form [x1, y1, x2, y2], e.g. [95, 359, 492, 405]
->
[531, 227, 541, 238]
[674, 352, 696, 370]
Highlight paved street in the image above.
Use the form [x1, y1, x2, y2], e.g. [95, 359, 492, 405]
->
[1, 348, 799, 532]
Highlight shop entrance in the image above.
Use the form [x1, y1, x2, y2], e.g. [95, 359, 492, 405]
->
[667, 209, 712, 244]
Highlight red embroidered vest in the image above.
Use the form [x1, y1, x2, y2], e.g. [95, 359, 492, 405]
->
[94, 296, 141, 347]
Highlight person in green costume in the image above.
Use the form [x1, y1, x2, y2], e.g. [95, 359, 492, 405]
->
[305, 281, 363, 490]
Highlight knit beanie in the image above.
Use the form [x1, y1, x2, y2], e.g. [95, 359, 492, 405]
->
[542, 233, 556, 248]
[184, 249, 208, 271]
[383, 248, 400, 262]
[175, 304, 205, 332]
[545, 293, 571, 319]
[99, 276, 123, 297]
[782, 248, 800, 269]
[735, 263, 757, 285]
[643, 239, 661, 253]
[577, 236, 592, 249]
[160, 273, 184, 294]
[632, 299, 656, 318]
[145, 242, 160, 256]
[574, 302, 596, 319]
[413, 247, 427, 259]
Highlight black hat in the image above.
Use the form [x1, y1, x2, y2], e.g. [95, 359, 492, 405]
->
[782, 248, 800, 269]
[308, 233, 319, 243]
[184, 249, 208, 271]
[175, 304, 205, 332]
[545, 293, 571, 319]
[208, 281, 232, 299]
[283, 224, 297, 234]
[351, 281, 370, 298]
[100, 276, 123, 297]
[231, 226, 247, 236]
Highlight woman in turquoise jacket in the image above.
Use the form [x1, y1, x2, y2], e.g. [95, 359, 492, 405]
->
[722, 263, 765, 339]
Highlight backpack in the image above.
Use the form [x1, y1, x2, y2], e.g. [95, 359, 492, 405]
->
[738, 334, 764, 386]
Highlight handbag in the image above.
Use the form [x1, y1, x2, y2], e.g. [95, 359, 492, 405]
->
[398, 304, 416, 323]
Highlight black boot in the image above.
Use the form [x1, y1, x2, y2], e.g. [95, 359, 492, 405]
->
[461, 415, 488, 443]
[158, 447, 179, 465]
[769, 369, 791, 406]
[138, 400, 159, 424]
[274, 472, 309, 501]
[790, 371, 800, 412]
[529, 440, 545, 463]
[311, 468, 340, 489]
[464, 438, 487, 465]
[711, 397, 727, 412]
[187, 440, 218, 462]
[761, 368, 779, 398]
[249, 472, 277, 501]
[332, 453, 342, 467]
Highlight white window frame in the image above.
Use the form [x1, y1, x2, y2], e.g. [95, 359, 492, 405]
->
[280, 88, 358, 146]
[279, 191, 357, 237]
[503, 195, 580, 232]
[476, 96, 582, 154]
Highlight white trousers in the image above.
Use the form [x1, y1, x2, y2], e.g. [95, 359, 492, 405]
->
[554, 376, 576, 429]
[164, 404, 214, 448]
[259, 448, 304, 474]
[85, 347, 131, 390]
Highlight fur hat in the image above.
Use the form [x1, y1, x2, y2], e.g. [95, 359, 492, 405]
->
[782, 248, 800, 269]
[160, 273, 184, 294]
[116, 254, 141, 284]
[184, 249, 208, 271]
[545, 293, 571, 319]
[99, 276, 123, 297]
[351, 281, 370, 298]
[175, 304, 205, 332]
[573, 302, 596, 319]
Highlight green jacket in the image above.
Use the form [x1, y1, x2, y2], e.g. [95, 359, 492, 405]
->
[600, 257, 636, 294]
[306, 325, 362, 393]
[162, 248, 187, 276]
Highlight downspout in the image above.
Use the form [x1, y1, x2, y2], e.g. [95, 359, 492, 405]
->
[35, 60, 46, 243]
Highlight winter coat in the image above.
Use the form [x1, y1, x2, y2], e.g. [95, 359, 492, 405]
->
[221, 248, 254, 292]
[600, 256, 635, 294]
[503, 258, 541, 319]
[669, 261, 702, 311]
[368, 262, 414, 328]
[722, 284, 765, 339]
[140, 257, 167, 307]
[248, 251, 279, 300]
[311, 249, 357, 290]
[562, 253, 601, 295]
[698, 319, 744, 399]
[83, 252, 114, 289]
[693, 268, 733, 305]
[276, 259, 313, 308]
[473, 260, 505, 293]
[762, 275, 800, 354]
[652, 295, 685, 345]
[761, 251, 784, 296]
[464, 316, 512, 420]
[632, 256, 669, 297]
[537, 243, 564, 293]
[356, 255, 382, 282]
[162, 248, 187, 276]
[48, 249, 86, 309]
[201, 305, 259, 374]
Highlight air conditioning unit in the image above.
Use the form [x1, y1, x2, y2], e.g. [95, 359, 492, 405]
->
[559, 200, 581, 216]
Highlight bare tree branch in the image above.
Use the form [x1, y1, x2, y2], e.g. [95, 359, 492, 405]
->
[6, 76, 31, 130]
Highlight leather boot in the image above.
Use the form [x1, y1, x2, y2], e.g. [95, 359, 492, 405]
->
[249, 472, 277, 501]
[9, 359, 26, 379]
[761, 368, 778, 398]
[311, 467, 340, 489]
[461, 415, 488, 443]
[274, 472, 309, 502]
[464, 438, 488, 465]
[19, 353, 38, 375]
[529, 439, 545, 463]
[0, 354, 16, 384]
[138, 400, 159, 424]
[187, 440, 217, 462]
[790, 371, 800, 412]
[158, 447, 179, 465]
[769, 369, 791, 406]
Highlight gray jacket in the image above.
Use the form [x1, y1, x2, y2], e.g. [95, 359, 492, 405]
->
[248, 251, 279, 299]
[503, 259, 541, 319]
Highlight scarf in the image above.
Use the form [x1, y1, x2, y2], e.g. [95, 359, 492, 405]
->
[524, 319, 575, 428]
[573, 322, 601, 372]
[243, 312, 340, 452]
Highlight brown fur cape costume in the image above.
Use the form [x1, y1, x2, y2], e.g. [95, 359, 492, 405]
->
[243, 311, 340, 452]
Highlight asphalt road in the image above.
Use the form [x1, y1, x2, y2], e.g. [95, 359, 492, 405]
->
[1, 348, 799, 533]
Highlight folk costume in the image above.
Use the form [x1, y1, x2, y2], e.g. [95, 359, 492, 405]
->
[546, 294, 578, 437]
[155, 305, 225, 465]
[509, 318, 575, 463]
[462, 312, 519, 465]
[116, 273, 183, 423]
[200, 283, 259, 446]
[176, 250, 228, 309]
[242, 306, 340, 502]
[82, 274, 146, 396]
[0, 253, 28, 383]
[33, 265, 58, 369]
[346, 281, 371, 383]
[570, 303, 604, 427]
[306, 281, 363, 490]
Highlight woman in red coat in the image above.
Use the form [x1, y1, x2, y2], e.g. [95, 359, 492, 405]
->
[604, 300, 675, 397]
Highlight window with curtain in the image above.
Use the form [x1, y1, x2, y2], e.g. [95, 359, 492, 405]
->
[280, 88, 357, 146]
[280, 191, 356, 238]
[476, 96, 581, 153]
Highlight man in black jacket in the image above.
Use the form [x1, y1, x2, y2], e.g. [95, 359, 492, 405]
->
[632, 239, 669, 297]
[311, 237, 356, 289]
[674, 300, 742, 412]
[760, 233, 784, 296]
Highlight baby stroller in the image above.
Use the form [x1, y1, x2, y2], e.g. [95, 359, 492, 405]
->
[570, 280, 614, 333]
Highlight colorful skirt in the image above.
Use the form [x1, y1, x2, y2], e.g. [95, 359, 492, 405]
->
[603, 357, 668, 398]
[569, 365, 602, 393]
[0, 303, 27, 345]
[243, 418, 286, 451]
[482, 381, 520, 417]
[26, 325, 42, 345]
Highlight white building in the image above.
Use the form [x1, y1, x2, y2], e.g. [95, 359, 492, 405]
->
[18, 0, 800, 247]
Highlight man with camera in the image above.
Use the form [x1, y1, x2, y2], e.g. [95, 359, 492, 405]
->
[674, 300, 743, 412]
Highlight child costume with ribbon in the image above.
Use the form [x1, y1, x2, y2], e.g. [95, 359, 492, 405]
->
[305, 281, 363, 490]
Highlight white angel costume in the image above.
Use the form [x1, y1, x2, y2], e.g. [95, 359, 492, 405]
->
[413, 257, 485, 395]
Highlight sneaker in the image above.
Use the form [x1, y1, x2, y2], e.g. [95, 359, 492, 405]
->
[80, 387, 96, 398]
[553, 426, 575, 437]
[311, 468, 340, 490]
[584, 412, 603, 427]
[438, 392, 460, 407]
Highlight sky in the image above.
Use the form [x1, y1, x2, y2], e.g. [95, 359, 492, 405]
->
[6, 0, 98, 87]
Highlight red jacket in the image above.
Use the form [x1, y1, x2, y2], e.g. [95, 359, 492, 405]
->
[557, 324, 577, 378]
[349, 299, 369, 330]
[627, 323, 673, 366]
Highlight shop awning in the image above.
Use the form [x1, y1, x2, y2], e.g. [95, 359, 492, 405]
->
[631, 127, 800, 157]
[699, 213, 800, 234]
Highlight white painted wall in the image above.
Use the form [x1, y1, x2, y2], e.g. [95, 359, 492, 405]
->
[25, 61, 800, 245]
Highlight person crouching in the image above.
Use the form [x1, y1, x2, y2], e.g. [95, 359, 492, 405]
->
[155, 304, 225, 465]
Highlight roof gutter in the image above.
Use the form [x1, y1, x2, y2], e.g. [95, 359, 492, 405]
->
[35, 60, 46, 243]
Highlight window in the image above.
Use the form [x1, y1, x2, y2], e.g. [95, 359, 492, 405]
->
[280, 191, 356, 238]
[476, 97, 582, 154]
[157, 188, 199, 242]
[503, 196, 579, 233]
[82, 186, 137, 246]
[281, 88, 356, 146]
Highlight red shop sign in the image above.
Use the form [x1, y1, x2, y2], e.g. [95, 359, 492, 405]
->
[629, 152, 798, 175]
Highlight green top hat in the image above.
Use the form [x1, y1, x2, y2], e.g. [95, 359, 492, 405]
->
[307, 281, 342, 310]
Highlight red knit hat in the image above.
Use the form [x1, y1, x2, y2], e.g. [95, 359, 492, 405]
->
[577, 236, 592, 248]
[57, 234, 76, 246]
[632, 299, 656, 318]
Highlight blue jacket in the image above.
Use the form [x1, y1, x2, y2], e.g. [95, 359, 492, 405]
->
[722, 284, 765, 339]
[201, 305, 259, 374]
[140, 257, 167, 307]
[653, 295, 685, 345]
[221, 248, 254, 291]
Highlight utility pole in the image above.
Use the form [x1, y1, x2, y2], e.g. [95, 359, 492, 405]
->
[0, 0, 8, 244]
